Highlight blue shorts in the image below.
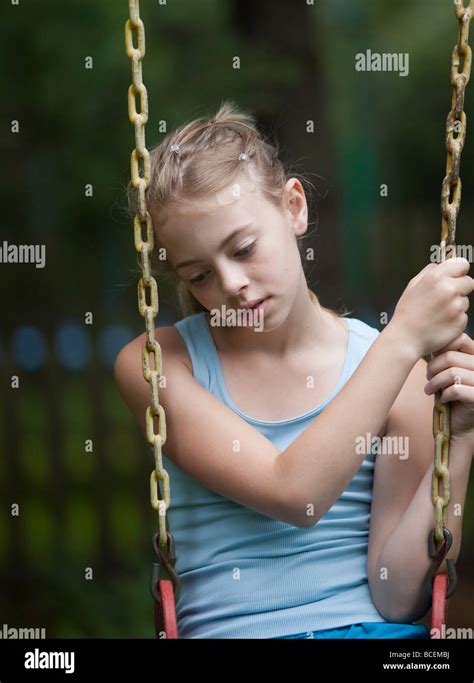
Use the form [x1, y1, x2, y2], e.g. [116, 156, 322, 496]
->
[271, 622, 431, 639]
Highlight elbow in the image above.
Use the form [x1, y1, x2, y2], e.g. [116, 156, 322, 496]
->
[292, 517, 315, 529]
[289, 501, 320, 529]
[389, 601, 431, 625]
[376, 605, 430, 625]
[369, 581, 431, 624]
[275, 499, 315, 529]
[370, 596, 408, 624]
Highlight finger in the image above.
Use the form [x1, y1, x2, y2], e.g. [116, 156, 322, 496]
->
[426, 351, 474, 381]
[425, 367, 474, 393]
[431, 332, 474, 357]
[455, 275, 474, 296]
[439, 383, 474, 405]
[436, 256, 471, 276]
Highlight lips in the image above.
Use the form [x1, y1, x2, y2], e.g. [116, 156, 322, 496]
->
[240, 298, 265, 309]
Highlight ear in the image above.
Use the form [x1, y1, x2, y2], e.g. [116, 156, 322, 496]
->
[284, 178, 308, 237]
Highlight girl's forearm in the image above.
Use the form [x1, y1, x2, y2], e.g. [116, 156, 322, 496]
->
[369, 436, 473, 623]
[277, 324, 420, 527]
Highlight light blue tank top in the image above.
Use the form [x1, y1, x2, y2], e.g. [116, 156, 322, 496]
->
[164, 312, 391, 638]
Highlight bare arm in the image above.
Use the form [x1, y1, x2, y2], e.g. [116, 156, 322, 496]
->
[370, 436, 472, 622]
[115, 324, 416, 530]
[277, 324, 420, 528]
[114, 329, 292, 524]
[280, 258, 473, 527]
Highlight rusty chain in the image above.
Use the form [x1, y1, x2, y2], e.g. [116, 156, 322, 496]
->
[125, 0, 180, 619]
[426, 0, 473, 598]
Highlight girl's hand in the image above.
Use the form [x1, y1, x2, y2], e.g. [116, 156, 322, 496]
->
[389, 257, 473, 358]
[424, 331, 474, 448]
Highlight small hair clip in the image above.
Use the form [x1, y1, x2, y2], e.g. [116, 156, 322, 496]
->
[239, 152, 251, 163]
[170, 143, 181, 155]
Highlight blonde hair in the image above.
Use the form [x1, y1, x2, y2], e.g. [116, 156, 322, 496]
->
[127, 100, 351, 320]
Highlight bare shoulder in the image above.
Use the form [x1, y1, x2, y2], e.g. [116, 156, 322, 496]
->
[158, 325, 193, 371]
[115, 324, 193, 373]
[113, 324, 193, 435]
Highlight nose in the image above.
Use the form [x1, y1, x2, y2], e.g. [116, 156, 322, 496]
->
[216, 262, 250, 300]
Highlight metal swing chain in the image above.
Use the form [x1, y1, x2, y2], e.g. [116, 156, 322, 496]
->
[124, 0, 180, 609]
[425, 0, 473, 599]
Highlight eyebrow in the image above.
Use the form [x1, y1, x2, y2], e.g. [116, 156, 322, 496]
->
[174, 223, 254, 270]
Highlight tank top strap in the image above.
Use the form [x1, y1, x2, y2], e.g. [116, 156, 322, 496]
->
[174, 312, 214, 389]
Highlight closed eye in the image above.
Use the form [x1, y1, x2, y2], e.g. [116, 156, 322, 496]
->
[189, 242, 256, 286]
[234, 242, 256, 258]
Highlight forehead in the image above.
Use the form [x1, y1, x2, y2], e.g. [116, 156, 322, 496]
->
[157, 176, 270, 241]
[171, 174, 259, 215]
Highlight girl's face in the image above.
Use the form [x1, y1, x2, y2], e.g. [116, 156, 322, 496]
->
[157, 174, 308, 328]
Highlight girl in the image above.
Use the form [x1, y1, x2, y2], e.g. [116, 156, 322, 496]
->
[115, 101, 474, 639]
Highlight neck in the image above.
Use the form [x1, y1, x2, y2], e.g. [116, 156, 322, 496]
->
[207, 286, 337, 358]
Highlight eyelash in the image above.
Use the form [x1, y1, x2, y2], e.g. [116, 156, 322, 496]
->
[189, 242, 256, 286]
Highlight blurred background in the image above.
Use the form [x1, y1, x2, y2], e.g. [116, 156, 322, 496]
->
[0, 0, 473, 637]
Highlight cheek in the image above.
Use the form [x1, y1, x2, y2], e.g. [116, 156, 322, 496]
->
[253, 241, 295, 282]
[259, 239, 284, 268]
[273, 239, 300, 276]
[250, 252, 275, 281]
